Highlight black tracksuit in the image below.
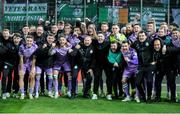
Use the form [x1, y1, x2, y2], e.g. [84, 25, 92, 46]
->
[132, 39, 154, 101]
[34, 33, 47, 94]
[68, 44, 82, 95]
[92, 40, 110, 95]
[152, 38, 179, 102]
[0, 37, 20, 94]
[77, 44, 95, 96]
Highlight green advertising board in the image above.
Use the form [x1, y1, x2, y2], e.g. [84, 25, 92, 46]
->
[58, 4, 97, 23]
[3, 3, 47, 22]
[98, 7, 120, 24]
[129, 6, 167, 28]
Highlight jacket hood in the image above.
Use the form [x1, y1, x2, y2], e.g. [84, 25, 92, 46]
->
[152, 37, 164, 52]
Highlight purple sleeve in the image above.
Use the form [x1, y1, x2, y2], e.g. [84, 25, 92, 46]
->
[128, 50, 138, 65]
[52, 48, 57, 54]
[67, 43, 72, 50]
[19, 44, 24, 56]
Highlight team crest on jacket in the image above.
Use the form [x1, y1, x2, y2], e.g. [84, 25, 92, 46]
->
[90, 50, 93, 54]
[145, 42, 149, 47]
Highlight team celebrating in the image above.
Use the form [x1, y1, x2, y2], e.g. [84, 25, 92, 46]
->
[0, 18, 180, 103]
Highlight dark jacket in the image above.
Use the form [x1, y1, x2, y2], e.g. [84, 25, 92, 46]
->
[132, 39, 153, 67]
[35, 44, 54, 68]
[93, 39, 110, 67]
[78, 44, 95, 71]
[4, 42, 20, 66]
[34, 33, 47, 47]
[0, 37, 12, 64]
[152, 38, 179, 72]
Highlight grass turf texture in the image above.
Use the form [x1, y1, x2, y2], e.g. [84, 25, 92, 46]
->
[0, 94, 180, 113]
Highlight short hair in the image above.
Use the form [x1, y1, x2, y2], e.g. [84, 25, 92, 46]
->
[51, 23, 57, 27]
[26, 35, 34, 40]
[172, 28, 179, 32]
[122, 40, 130, 44]
[133, 23, 140, 27]
[147, 21, 154, 25]
[101, 22, 109, 26]
[13, 33, 21, 38]
[3, 29, 9, 32]
[138, 31, 147, 36]
[126, 23, 133, 27]
[48, 33, 55, 37]
[64, 23, 72, 27]
[110, 41, 118, 44]
[58, 20, 64, 25]
[23, 24, 28, 28]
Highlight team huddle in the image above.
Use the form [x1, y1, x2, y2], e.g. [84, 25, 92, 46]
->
[0, 19, 180, 103]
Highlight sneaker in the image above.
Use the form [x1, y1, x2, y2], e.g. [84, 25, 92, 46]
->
[122, 96, 131, 102]
[48, 92, 54, 98]
[6, 92, 10, 98]
[135, 97, 140, 103]
[92, 94, 98, 100]
[20, 94, 25, 100]
[29, 94, 33, 99]
[151, 91, 156, 99]
[35, 93, 39, 99]
[2, 93, 6, 100]
[54, 93, 59, 99]
[67, 91, 71, 98]
[106, 94, 112, 100]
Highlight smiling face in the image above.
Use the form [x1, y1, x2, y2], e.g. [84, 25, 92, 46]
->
[121, 42, 130, 53]
[2, 30, 10, 40]
[101, 24, 109, 33]
[146, 23, 154, 32]
[47, 35, 55, 45]
[22, 26, 29, 35]
[13, 36, 21, 45]
[59, 36, 67, 47]
[84, 36, 92, 46]
[51, 25, 58, 34]
[36, 26, 44, 36]
[138, 32, 147, 42]
[158, 28, 165, 37]
[154, 40, 161, 52]
[26, 37, 34, 48]
[97, 33, 105, 44]
[110, 42, 118, 52]
[64, 25, 72, 35]
[172, 30, 180, 40]
[133, 24, 141, 34]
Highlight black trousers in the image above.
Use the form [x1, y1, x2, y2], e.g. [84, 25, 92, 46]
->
[24, 70, 29, 94]
[2, 63, 19, 94]
[81, 69, 92, 95]
[136, 66, 154, 100]
[107, 67, 123, 96]
[155, 70, 176, 101]
[93, 66, 110, 94]
[2, 64, 13, 93]
[58, 73, 68, 91]
[39, 69, 49, 94]
[71, 65, 80, 94]
[12, 65, 19, 93]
